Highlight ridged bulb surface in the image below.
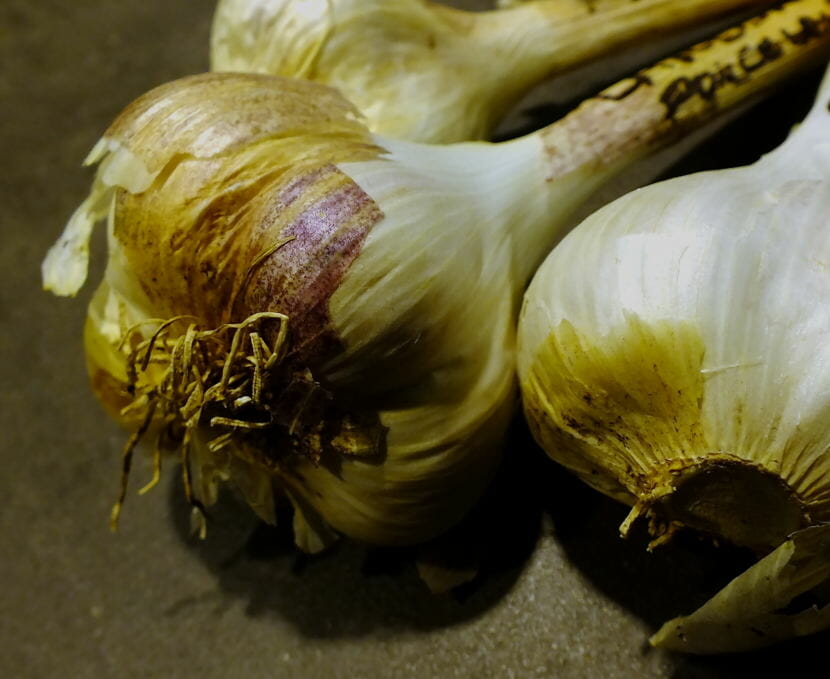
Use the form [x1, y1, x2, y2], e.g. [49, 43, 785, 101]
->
[520, 167, 830, 547]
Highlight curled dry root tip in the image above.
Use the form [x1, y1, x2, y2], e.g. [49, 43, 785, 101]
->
[109, 311, 292, 534]
[618, 498, 682, 550]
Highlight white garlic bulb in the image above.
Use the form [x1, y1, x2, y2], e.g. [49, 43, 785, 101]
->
[518, 48, 830, 652]
[44, 0, 830, 556]
[211, 0, 761, 143]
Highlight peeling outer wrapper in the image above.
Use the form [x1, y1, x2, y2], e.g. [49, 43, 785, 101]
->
[652, 524, 830, 653]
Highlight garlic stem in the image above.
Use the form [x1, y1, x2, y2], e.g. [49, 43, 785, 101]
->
[477, 0, 767, 87]
[211, 0, 767, 143]
[540, 2, 830, 179]
[361, 0, 830, 298]
[514, 0, 830, 282]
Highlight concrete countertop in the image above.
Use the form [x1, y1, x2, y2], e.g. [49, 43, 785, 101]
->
[1, 1, 827, 677]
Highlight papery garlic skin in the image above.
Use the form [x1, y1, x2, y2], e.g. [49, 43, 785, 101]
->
[518, 61, 830, 650]
[652, 524, 830, 652]
[211, 0, 762, 143]
[254, 135, 560, 545]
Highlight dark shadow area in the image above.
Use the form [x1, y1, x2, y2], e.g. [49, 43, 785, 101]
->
[168, 410, 830, 665]
[517, 423, 756, 628]
[669, 627, 830, 679]
[160, 401, 830, 675]
[524, 424, 830, 676]
[167, 417, 546, 638]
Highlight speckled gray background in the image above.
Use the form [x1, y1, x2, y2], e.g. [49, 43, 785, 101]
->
[2, 1, 828, 677]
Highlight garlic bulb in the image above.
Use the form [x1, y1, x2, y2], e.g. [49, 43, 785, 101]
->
[518, 44, 830, 652]
[44, 0, 830, 554]
[210, 0, 762, 143]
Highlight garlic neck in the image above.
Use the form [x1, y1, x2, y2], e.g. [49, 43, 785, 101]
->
[367, 134, 565, 290]
[469, 134, 591, 288]
[756, 66, 830, 182]
[635, 455, 809, 552]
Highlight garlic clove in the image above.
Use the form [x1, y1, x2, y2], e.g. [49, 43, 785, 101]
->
[652, 524, 830, 653]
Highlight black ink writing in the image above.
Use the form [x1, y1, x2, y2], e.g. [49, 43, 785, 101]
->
[738, 38, 784, 74]
[659, 11, 830, 120]
[596, 73, 653, 101]
[784, 16, 827, 44]
[661, 64, 750, 118]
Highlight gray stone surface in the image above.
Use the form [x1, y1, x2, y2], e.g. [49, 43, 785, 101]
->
[1, 1, 828, 677]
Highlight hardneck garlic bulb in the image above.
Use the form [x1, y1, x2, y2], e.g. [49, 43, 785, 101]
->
[43, 0, 830, 555]
[518, 44, 830, 653]
[210, 0, 763, 143]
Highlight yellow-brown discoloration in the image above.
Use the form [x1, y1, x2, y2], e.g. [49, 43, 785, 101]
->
[522, 315, 809, 549]
[523, 315, 708, 502]
[106, 74, 384, 354]
[542, 0, 830, 179]
[116, 153, 381, 359]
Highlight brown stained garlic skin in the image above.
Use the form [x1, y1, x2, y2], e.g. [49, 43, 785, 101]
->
[115, 158, 382, 360]
[78, 74, 394, 539]
[95, 73, 391, 457]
